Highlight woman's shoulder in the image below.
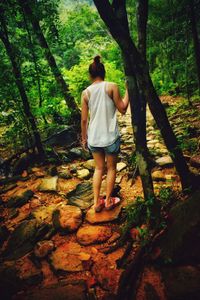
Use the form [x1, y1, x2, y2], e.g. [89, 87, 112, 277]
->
[105, 81, 119, 91]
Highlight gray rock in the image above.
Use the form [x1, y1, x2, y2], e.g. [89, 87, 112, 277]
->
[38, 176, 58, 192]
[45, 126, 77, 147]
[3, 219, 37, 260]
[76, 169, 90, 179]
[3, 219, 51, 260]
[156, 156, 173, 167]
[66, 182, 94, 210]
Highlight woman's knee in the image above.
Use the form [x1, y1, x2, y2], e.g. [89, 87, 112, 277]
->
[95, 165, 105, 172]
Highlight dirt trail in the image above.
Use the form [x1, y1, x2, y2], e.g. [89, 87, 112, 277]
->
[0, 101, 189, 300]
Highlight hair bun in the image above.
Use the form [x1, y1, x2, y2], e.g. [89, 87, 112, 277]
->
[94, 55, 101, 64]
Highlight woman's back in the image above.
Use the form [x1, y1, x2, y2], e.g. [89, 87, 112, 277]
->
[87, 81, 119, 147]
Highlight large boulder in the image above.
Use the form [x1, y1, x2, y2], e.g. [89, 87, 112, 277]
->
[2, 219, 37, 260]
[3, 219, 51, 260]
[153, 190, 200, 264]
[52, 204, 82, 233]
[85, 204, 122, 224]
[76, 225, 112, 245]
[0, 257, 42, 299]
[161, 265, 200, 300]
[45, 126, 77, 147]
[50, 242, 91, 272]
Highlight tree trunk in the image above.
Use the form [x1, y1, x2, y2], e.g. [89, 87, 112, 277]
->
[188, 0, 200, 94]
[18, 0, 79, 114]
[93, 0, 192, 190]
[0, 12, 45, 157]
[112, 0, 154, 199]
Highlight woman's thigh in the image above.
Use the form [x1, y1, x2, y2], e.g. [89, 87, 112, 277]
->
[92, 151, 105, 171]
[106, 153, 118, 170]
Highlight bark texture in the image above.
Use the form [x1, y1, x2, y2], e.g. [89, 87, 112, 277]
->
[93, 0, 191, 190]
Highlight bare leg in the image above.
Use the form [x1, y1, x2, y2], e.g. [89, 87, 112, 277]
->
[92, 151, 105, 207]
[105, 154, 118, 207]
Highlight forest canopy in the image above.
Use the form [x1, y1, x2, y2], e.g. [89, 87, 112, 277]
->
[0, 0, 199, 157]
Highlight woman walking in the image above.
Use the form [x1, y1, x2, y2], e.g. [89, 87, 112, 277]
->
[81, 56, 129, 212]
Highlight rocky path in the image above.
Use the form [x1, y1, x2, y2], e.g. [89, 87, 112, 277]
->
[0, 97, 199, 300]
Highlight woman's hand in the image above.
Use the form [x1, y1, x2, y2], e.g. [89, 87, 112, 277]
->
[81, 139, 88, 151]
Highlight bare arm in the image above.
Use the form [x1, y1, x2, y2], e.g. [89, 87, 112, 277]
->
[81, 90, 88, 149]
[112, 83, 129, 115]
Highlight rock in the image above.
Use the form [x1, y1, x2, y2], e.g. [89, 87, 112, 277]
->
[45, 126, 77, 147]
[38, 176, 58, 192]
[12, 152, 36, 176]
[117, 162, 127, 172]
[52, 204, 82, 233]
[50, 242, 91, 272]
[48, 166, 58, 176]
[76, 168, 90, 179]
[154, 190, 200, 263]
[7, 190, 34, 208]
[8, 207, 19, 219]
[15, 256, 43, 286]
[165, 174, 176, 181]
[69, 147, 90, 160]
[86, 204, 122, 224]
[152, 170, 166, 181]
[190, 155, 200, 169]
[58, 169, 72, 179]
[3, 219, 38, 260]
[147, 139, 159, 145]
[0, 262, 24, 299]
[107, 232, 121, 244]
[67, 182, 94, 210]
[76, 225, 112, 245]
[18, 281, 87, 300]
[156, 156, 173, 167]
[34, 240, 55, 258]
[3, 219, 51, 260]
[91, 257, 122, 293]
[83, 159, 95, 170]
[116, 175, 122, 184]
[0, 225, 9, 246]
[161, 265, 200, 300]
[32, 203, 61, 224]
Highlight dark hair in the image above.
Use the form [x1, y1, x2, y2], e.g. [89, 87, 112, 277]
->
[89, 55, 105, 79]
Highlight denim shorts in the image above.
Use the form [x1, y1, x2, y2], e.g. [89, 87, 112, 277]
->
[88, 137, 120, 155]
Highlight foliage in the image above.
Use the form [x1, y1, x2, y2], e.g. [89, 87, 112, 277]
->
[0, 0, 199, 156]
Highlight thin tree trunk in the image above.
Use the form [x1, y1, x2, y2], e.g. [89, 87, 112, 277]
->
[189, 0, 200, 94]
[112, 0, 154, 199]
[0, 11, 45, 157]
[18, 0, 79, 114]
[93, 0, 191, 190]
[21, 6, 48, 124]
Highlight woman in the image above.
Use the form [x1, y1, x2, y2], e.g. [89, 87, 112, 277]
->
[81, 55, 129, 212]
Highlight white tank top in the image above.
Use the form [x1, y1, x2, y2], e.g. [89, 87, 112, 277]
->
[86, 81, 120, 147]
